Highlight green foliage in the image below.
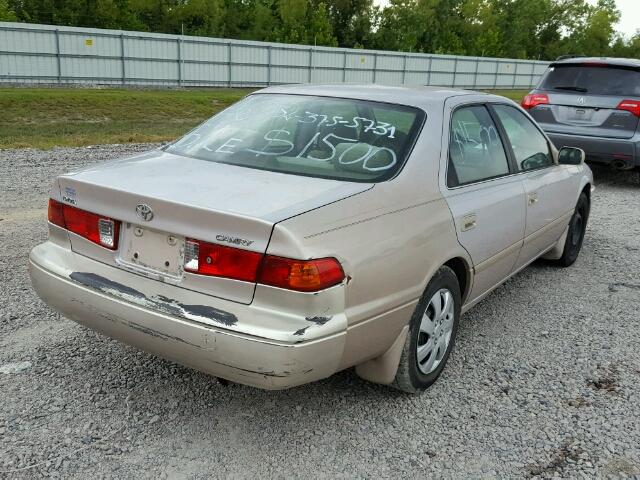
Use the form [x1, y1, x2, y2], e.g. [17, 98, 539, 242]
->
[0, 0, 17, 21]
[4, 0, 639, 60]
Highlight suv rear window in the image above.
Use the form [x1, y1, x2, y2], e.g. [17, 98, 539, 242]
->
[166, 94, 424, 182]
[540, 64, 640, 97]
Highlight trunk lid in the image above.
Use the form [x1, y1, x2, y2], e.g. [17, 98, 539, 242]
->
[530, 92, 639, 139]
[57, 150, 372, 303]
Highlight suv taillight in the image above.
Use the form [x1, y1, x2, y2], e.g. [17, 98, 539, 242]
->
[48, 199, 120, 250]
[616, 100, 640, 117]
[521, 93, 549, 110]
[184, 238, 345, 292]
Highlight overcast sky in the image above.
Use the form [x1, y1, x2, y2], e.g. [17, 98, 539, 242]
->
[587, 0, 639, 37]
[373, 0, 639, 37]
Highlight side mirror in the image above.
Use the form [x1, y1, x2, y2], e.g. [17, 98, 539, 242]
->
[558, 146, 585, 165]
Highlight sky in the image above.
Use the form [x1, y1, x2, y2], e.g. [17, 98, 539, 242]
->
[587, 0, 639, 37]
[373, 0, 639, 37]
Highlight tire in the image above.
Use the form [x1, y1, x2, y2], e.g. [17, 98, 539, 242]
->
[556, 192, 590, 268]
[391, 266, 461, 393]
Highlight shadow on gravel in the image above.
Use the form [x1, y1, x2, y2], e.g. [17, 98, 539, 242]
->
[589, 164, 640, 188]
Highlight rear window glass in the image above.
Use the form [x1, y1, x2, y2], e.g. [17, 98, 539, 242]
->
[540, 65, 640, 96]
[166, 94, 424, 182]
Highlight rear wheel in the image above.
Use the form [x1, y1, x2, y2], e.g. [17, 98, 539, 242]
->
[556, 192, 589, 267]
[392, 266, 461, 393]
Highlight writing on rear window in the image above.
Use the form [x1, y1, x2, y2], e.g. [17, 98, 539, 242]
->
[166, 94, 424, 182]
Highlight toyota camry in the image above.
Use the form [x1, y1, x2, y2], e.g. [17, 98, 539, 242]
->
[30, 85, 593, 392]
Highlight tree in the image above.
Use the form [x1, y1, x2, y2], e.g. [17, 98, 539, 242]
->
[3, 0, 636, 60]
[0, 0, 17, 21]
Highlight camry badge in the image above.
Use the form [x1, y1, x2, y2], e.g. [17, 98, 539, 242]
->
[135, 203, 154, 222]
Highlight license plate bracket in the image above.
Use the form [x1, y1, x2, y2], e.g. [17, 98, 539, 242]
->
[118, 224, 184, 278]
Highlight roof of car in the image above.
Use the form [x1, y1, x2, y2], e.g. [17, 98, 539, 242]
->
[256, 84, 502, 109]
[552, 57, 640, 69]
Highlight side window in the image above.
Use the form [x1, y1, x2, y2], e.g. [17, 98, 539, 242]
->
[492, 105, 553, 172]
[448, 105, 510, 187]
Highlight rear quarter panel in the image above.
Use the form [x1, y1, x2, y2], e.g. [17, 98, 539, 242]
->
[266, 111, 473, 368]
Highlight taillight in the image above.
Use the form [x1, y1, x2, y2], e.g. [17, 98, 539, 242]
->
[258, 255, 345, 292]
[48, 199, 120, 250]
[184, 237, 345, 292]
[521, 93, 549, 110]
[48, 198, 65, 228]
[184, 239, 263, 282]
[616, 99, 640, 117]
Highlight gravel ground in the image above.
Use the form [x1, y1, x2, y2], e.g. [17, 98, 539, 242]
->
[1, 145, 639, 479]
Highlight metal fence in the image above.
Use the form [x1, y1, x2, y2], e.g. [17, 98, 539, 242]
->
[0, 21, 549, 89]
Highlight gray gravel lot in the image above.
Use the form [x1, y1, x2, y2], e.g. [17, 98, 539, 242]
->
[1, 144, 639, 479]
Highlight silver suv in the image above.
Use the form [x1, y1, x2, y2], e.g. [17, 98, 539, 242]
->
[523, 57, 640, 171]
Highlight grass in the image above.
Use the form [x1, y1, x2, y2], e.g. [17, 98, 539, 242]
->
[0, 87, 253, 149]
[0, 87, 530, 149]
[485, 89, 530, 102]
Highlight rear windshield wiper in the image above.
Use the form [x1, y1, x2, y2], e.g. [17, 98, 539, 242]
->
[552, 85, 588, 93]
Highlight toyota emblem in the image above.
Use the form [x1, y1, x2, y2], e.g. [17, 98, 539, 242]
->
[135, 203, 154, 222]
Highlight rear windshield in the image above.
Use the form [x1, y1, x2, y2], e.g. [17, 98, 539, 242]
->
[540, 64, 640, 97]
[166, 94, 424, 182]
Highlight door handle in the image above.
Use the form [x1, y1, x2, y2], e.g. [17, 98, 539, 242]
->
[461, 214, 477, 231]
[528, 193, 539, 205]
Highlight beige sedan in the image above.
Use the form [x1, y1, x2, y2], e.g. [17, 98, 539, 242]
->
[30, 85, 593, 392]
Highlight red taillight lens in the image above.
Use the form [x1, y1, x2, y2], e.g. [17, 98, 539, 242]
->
[616, 99, 640, 117]
[521, 93, 549, 110]
[258, 255, 345, 292]
[48, 198, 65, 228]
[184, 239, 263, 282]
[184, 238, 345, 292]
[47, 199, 120, 250]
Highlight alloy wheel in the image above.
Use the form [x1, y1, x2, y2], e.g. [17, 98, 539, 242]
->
[416, 288, 455, 375]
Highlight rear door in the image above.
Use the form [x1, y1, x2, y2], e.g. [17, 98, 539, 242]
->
[441, 102, 526, 302]
[530, 63, 640, 139]
[491, 104, 580, 269]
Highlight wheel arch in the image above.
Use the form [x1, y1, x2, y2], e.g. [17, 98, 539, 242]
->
[581, 182, 592, 203]
[355, 255, 472, 386]
[443, 256, 472, 305]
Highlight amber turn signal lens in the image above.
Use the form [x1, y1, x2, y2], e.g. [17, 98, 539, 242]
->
[258, 255, 345, 292]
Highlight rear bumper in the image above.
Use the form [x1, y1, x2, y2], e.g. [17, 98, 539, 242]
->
[29, 241, 346, 389]
[546, 131, 639, 167]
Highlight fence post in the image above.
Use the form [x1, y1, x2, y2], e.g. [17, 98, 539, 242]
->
[177, 37, 182, 87]
[267, 45, 272, 86]
[342, 50, 347, 82]
[452, 57, 458, 87]
[227, 42, 232, 87]
[54, 29, 61, 84]
[512, 62, 517, 89]
[426, 56, 432, 86]
[473, 58, 480, 89]
[402, 53, 407, 85]
[493, 61, 499, 89]
[372, 52, 377, 83]
[308, 47, 313, 83]
[120, 33, 125, 85]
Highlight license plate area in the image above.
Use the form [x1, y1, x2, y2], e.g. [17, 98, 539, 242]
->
[567, 106, 594, 121]
[118, 223, 184, 279]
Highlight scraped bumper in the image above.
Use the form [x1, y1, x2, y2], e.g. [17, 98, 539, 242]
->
[29, 242, 346, 389]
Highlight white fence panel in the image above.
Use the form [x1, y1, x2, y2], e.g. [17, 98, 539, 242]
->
[0, 21, 550, 88]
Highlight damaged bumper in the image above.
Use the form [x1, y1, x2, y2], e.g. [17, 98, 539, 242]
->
[29, 241, 346, 389]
